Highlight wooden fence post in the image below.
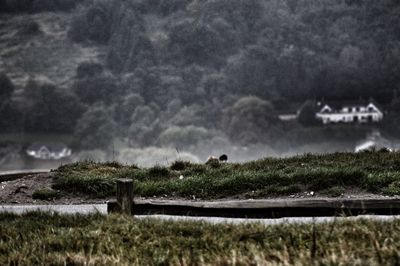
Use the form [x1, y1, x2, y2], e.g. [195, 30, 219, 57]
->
[116, 178, 133, 215]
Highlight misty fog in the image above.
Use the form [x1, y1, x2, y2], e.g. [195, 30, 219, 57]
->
[0, 0, 399, 169]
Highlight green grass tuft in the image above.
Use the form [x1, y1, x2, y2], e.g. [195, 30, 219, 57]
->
[385, 181, 400, 196]
[32, 188, 61, 200]
[147, 165, 171, 180]
[170, 160, 192, 171]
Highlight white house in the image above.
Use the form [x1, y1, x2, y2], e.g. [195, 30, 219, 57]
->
[315, 99, 383, 124]
[26, 142, 72, 160]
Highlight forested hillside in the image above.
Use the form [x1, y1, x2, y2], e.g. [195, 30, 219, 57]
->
[1, 0, 400, 163]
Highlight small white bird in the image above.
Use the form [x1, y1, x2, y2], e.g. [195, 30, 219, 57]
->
[179, 175, 184, 180]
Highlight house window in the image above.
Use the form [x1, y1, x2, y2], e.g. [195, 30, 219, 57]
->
[368, 107, 374, 112]
[368, 115, 373, 122]
[353, 116, 358, 122]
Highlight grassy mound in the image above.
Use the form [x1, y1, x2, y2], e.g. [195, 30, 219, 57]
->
[51, 152, 400, 199]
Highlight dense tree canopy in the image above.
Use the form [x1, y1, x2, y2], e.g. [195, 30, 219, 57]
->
[23, 81, 85, 133]
[74, 104, 116, 149]
[0, 73, 14, 102]
[0, 74, 21, 132]
[224, 96, 278, 144]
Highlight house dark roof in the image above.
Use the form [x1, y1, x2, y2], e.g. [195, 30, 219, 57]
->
[26, 142, 69, 153]
[317, 98, 383, 112]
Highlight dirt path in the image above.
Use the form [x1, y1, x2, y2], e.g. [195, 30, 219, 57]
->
[0, 173, 109, 204]
[0, 173, 396, 205]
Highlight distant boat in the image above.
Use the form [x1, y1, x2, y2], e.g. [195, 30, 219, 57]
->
[355, 131, 393, 152]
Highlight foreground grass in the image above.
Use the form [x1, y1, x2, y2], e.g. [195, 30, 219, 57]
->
[52, 152, 400, 199]
[0, 211, 400, 265]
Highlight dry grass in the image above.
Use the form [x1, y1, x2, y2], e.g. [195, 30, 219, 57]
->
[1, 212, 400, 265]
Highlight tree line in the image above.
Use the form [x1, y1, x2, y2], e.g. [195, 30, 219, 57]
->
[1, 0, 400, 153]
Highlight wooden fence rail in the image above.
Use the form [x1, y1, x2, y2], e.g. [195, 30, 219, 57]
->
[108, 180, 400, 218]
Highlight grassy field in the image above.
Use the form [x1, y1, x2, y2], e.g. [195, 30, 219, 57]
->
[0, 211, 399, 265]
[51, 152, 400, 199]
